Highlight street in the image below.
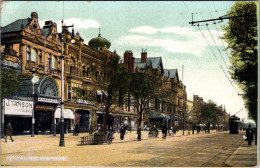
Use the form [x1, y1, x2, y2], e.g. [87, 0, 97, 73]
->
[1, 130, 257, 167]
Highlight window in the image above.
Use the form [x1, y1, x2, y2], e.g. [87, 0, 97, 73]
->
[70, 65, 73, 74]
[87, 67, 90, 78]
[38, 50, 42, 65]
[31, 49, 37, 62]
[68, 88, 71, 100]
[26, 46, 31, 62]
[48, 54, 51, 70]
[83, 66, 86, 77]
[95, 70, 99, 80]
[51, 56, 56, 69]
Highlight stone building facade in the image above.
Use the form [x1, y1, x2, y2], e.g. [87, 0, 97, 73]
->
[122, 50, 187, 129]
[1, 12, 125, 135]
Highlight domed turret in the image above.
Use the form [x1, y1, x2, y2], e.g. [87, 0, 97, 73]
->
[88, 28, 111, 50]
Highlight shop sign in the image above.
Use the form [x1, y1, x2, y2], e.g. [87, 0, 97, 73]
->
[38, 97, 59, 104]
[75, 99, 93, 105]
[35, 105, 55, 111]
[3, 99, 33, 116]
[2, 60, 21, 69]
[55, 108, 74, 119]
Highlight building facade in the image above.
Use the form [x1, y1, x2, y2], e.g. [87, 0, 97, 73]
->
[1, 12, 128, 135]
[122, 50, 187, 130]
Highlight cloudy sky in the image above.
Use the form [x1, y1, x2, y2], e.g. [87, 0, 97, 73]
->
[1, 1, 252, 122]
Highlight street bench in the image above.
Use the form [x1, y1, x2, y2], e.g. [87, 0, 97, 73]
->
[80, 133, 106, 145]
[80, 135, 94, 145]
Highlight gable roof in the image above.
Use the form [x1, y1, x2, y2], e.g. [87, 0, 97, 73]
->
[164, 69, 179, 81]
[1, 18, 32, 33]
[135, 57, 163, 71]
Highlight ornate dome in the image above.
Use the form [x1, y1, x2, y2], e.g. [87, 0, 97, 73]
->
[88, 28, 111, 50]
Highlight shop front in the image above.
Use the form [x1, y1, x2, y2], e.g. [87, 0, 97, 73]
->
[55, 107, 74, 133]
[8, 77, 60, 136]
[149, 112, 170, 129]
[76, 109, 91, 133]
[2, 98, 33, 135]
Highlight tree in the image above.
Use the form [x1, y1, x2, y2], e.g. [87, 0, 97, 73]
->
[129, 73, 156, 141]
[1, 69, 29, 98]
[75, 55, 129, 133]
[200, 101, 222, 133]
[222, 2, 258, 123]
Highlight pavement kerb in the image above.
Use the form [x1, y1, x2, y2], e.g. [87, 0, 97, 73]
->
[224, 140, 258, 167]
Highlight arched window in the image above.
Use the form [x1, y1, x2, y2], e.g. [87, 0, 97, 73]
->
[51, 56, 56, 69]
[95, 70, 99, 80]
[31, 49, 37, 62]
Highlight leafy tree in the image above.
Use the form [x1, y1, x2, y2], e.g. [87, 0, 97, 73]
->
[129, 73, 156, 141]
[200, 101, 222, 133]
[1, 69, 29, 98]
[222, 2, 258, 123]
[75, 55, 129, 133]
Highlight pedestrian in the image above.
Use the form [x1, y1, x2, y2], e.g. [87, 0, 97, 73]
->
[5, 122, 14, 142]
[120, 124, 126, 140]
[246, 125, 254, 146]
[162, 124, 167, 140]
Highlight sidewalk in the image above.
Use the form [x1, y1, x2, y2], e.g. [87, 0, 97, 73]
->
[224, 141, 258, 167]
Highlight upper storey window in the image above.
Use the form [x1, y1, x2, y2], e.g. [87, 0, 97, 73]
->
[31, 49, 37, 63]
[26, 46, 31, 63]
[51, 56, 56, 69]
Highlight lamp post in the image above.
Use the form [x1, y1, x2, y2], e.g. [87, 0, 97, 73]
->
[59, 20, 74, 147]
[31, 66, 37, 137]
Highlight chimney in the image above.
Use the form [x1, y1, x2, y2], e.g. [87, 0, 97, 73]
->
[123, 50, 135, 73]
[141, 48, 147, 63]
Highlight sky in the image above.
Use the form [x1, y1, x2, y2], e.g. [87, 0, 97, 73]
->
[1, 1, 255, 122]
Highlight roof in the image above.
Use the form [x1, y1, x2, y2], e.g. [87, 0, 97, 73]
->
[164, 69, 178, 79]
[42, 26, 52, 39]
[1, 18, 32, 33]
[135, 57, 163, 70]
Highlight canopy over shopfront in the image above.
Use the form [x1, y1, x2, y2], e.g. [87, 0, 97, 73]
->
[149, 112, 170, 120]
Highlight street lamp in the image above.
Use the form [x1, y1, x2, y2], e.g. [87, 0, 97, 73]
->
[59, 20, 74, 147]
[31, 66, 38, 137]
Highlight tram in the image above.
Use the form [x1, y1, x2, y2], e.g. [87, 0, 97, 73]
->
[229, 115, 240, 134]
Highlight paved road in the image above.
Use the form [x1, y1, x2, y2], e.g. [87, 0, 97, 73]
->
[1, 130, 257, 167]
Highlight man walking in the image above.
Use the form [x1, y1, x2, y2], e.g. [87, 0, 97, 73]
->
[162, 124, 168, 140]
[5, 122, 14, 142]
[246, 125, 254, 146]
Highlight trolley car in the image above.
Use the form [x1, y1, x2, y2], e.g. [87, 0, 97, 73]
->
[229, 115, 240, 134]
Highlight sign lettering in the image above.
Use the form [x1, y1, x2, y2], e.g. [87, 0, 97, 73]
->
[4, 99, 33, 116]
[38, 97, 59, 104]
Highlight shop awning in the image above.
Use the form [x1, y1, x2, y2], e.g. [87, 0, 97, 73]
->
[171, 115, 183, 122]
[96, 90, 107, 96]
[149, 112, 170, 120]
[55, 108, 74, 119]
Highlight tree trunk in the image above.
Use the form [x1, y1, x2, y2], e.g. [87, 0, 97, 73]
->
[137, 106, 143, 141]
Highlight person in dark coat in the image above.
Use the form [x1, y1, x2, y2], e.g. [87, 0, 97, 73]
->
[120, 124, 126, 140]
[162, 124, 168, 140]
[5, 122, 14, 142]
[246, 125, 254, 146]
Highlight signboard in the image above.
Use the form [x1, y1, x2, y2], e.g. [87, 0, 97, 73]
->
[38, 97, 59, 104]
[55, 108, 74, 119]
[2, 60, 21, 69]
[3, 99, 33, 116]
[75, 99, 93, 105]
